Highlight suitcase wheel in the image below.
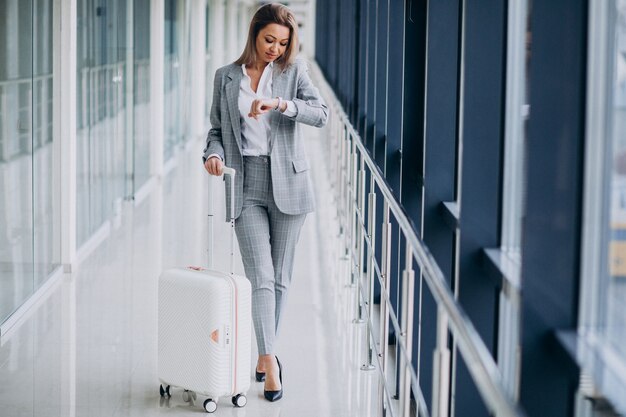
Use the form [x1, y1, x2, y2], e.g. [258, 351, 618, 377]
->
[203, 399, 217, 413]
[232, 394, 247, 408]
[182, 390, 197, 402]
[159, 384, 172, 398]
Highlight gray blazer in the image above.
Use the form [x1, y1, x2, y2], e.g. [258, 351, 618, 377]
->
[203, 57, 329, 220]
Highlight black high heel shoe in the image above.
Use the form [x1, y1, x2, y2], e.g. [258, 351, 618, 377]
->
[263, 356, 283, 402]
[255, 369, 266, 382]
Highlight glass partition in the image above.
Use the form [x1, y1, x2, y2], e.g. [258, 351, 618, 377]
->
[205, 4, 212, 124]
[33, 0, 56, 288]
[133, 0, 151, 190]
[0, 0, 58, 324]
[164, 0, 184, 162]
[77, 0, 129, 246]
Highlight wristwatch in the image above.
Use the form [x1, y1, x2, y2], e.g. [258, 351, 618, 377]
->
[274, 96, 283, 111]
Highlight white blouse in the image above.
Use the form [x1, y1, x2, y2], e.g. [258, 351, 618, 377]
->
[239, 62, 296, 156]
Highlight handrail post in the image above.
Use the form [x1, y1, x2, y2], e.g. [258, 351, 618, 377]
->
[378, 201, 392, 416]
[334, 106, 342, 208]
[400, 242, 415, 417]
[353, 153, 367, 324]
[348, 137, 359, 287]
[361, 179, 377, 371]
[338, 124, 347, 237]
[333, 108, 343, 199]
[432, 306, 451, 417]
[342, 126, 352, 262]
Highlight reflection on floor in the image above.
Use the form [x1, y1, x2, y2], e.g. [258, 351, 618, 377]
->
[0, 124, 379, 417]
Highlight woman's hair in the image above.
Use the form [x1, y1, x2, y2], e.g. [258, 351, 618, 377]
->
[234, 3, 299, 70]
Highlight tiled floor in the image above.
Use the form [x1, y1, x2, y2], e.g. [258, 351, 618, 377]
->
[0, 125, 379, 417]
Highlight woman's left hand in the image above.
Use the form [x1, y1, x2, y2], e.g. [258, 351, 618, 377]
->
[248, 98, 278, 119]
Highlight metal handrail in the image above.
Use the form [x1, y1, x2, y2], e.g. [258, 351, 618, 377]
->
[312, 61, 527, 417]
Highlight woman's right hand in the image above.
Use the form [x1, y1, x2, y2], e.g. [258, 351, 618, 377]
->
[204, 156, 223, 176]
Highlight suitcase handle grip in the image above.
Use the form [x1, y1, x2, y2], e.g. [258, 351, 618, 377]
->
[221, 166, 236, 178]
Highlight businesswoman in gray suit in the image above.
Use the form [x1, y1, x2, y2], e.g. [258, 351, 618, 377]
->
[202, 3, 328, 402]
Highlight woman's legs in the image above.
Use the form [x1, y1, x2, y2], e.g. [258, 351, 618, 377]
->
[235, 204, 276, 356]
[234, 156, 306, 393]
[235, 157, 277, 356]
[268, 204, 306, 337]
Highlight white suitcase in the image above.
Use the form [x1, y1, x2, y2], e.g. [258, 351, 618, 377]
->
[158, 167, 252, 413]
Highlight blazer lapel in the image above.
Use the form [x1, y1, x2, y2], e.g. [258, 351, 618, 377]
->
[270, 65, 288, 153]
[225, 66, 243, 151]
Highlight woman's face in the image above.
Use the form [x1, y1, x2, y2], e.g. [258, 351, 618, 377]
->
[255, 23, 290, 63]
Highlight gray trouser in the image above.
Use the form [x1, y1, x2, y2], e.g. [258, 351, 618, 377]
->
[234, 156, 306, 355]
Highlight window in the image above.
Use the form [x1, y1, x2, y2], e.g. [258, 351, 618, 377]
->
[579, 1, 626, 414]
[501, 0, 531, 261]
[0, 0, 58, 324]
[606, 0, 626, 358]
[496, 0, 531, 400]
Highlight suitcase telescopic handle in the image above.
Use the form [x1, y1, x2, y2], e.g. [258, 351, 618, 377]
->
[221, 166, 236, 222]
[207, 166, 236, 275]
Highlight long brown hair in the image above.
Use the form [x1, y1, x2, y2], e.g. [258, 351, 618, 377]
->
[234, 3, 299, 71]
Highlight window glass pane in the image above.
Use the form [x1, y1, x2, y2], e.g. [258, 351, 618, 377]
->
[205, 4, 211, 123]
[607, 0, 626, 356]
[134, 0, 151, 190]
[0, 0, 35, 323]
[76, 0, 129, 246]
[501, 0, 531, 260]
[497, 0, 531, 400]
[33, 0, 58, 288]
[164, 0, 184, 162]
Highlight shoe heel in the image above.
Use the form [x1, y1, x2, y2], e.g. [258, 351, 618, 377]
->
[255, 370, 266, 382]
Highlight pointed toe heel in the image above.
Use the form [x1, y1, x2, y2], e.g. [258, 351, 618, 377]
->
[263, 356, 283, 402]
[255, 370, 266, 382]
[264, 389, 283, 402]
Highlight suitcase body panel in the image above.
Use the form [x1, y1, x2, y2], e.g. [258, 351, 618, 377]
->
[158, 267, 252, 398]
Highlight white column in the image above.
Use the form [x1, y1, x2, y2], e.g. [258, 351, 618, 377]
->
[188, 0, 207, 138]
[307, 0, 317, 57]
[125, 0, 135, 197]
[238, 1, 249, 54]
[150, 0, 165, 179]
[211, 0, 226, 69]
[54, 0, 77, 271]
[226, 0, 238, 62]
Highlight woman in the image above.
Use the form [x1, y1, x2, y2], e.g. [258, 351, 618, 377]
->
[202, 3, 328, 402]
